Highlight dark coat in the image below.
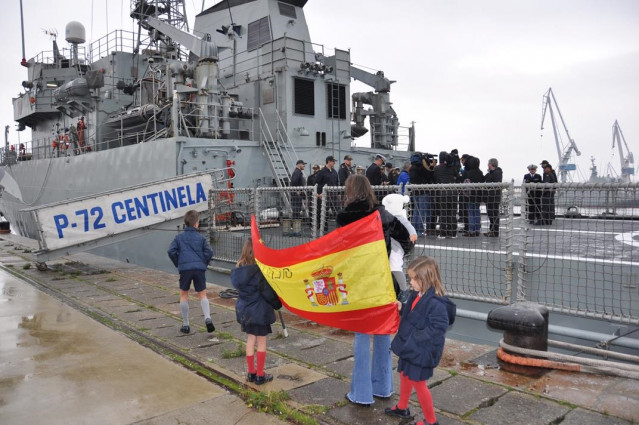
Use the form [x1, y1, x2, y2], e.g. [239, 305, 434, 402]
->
[462, 156, 485, 203]
[336, 200, 413, 256]
[231, 264, 282, 327]
[434, 163, 458, 184]
[523, 172, 543, 198]
[391, 287, 456, 379]
[338, 163, 353, 185]
[315, 166, 339, 194]
[167, 227, 213, 271]
[409, 162, 434, 185]
[290, 167, 305, 187]
[484, 166, 503, 203]
[307, 171, 318, 186]
[366, 163, 384, 186]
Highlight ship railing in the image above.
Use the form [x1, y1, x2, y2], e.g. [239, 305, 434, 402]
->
[87, 30, 137, 62]
[28, 46, 89, 66]
[206, 182, 639, 324]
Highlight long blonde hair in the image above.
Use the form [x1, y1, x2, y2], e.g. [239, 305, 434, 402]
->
[236, 238, 256, 267]
[407, 256, 445, 296]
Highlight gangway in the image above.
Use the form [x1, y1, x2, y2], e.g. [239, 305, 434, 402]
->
[24, 169, 232, 267]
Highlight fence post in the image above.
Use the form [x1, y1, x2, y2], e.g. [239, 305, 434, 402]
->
[504, 181, 515, 303]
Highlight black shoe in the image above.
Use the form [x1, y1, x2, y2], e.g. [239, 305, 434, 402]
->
[345, 394, 370, 407]
[180, 325, 190, 334]
[205, 318, 215, 333]
[254, 374, 273, 385]
[384, 405, 411, 418]
[247, 372, 257, 382]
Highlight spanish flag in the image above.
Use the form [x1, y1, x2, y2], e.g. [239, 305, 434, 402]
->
[251, 211, 399, 334]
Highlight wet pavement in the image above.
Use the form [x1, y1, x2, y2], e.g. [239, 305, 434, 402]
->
[0, 233, 637, 425]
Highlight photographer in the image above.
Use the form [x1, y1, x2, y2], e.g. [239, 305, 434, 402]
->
[409, 152, 436, 235]
[434, 151, 459, 238]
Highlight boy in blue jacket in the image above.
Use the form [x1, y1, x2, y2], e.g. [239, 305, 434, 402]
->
[168, 210, 214, 334]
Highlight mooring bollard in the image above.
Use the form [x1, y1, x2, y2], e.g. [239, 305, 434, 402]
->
[487, 302, 549, 352]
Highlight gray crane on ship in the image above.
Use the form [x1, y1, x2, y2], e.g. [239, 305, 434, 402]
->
[612, 120, 635, 183]
[540, 88, 581, 182]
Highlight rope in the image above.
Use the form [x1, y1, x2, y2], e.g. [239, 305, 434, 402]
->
[548, 339, 639, 364]
[219, 288, 239, 299]
[499, 339, 639, 379]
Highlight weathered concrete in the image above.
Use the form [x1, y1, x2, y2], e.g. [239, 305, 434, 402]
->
[1, 234, 638, 425]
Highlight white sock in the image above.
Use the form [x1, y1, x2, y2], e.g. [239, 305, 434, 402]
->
[180, 301, 189, 326]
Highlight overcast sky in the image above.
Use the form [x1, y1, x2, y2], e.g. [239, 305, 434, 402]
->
[2, 0, 638, 182]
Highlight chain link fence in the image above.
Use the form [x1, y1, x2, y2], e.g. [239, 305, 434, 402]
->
[207, 182, 639, 324]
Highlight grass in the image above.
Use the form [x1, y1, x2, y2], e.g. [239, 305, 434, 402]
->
[221, 343, 244, 359]
[105, 277, 118, 282]
[22, 263, 31, 270]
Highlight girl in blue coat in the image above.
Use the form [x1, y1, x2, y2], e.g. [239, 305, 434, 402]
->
[385, 256, 456, 425]
[231, 238, 282, 385]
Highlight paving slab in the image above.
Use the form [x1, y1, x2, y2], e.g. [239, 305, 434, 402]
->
[287, 377, 350, 406]
[430, 375, 508, 416]
[468, 391, 571, 425]
[527, 369, 639, 421]
[269, 334, 353, 366]
[561, 408, 633, 425]
[256, 363, 327, 392]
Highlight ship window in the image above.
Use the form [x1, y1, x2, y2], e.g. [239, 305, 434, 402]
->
[278, 2, 297, 19]
[294, 78, 315, 116]
[327, 83, 346, 119]
[316, 132, 326, 147]
[247, 17, 272, 51]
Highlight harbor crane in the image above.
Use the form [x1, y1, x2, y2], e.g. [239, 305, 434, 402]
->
[612, 120, 634, 183]
[540, 88, 581, 182]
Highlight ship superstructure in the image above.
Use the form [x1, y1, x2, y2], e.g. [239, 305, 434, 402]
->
[2, 0, 413, 245]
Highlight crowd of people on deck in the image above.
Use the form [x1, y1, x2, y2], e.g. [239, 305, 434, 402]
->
[291, 150, 558, 238]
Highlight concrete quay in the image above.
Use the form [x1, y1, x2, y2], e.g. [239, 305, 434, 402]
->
[0, 234, 637, 425]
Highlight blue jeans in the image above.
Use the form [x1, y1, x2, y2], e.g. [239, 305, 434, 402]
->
[347, 333, 393, 404]
[411, 193, 431, 234]
[468, 202, 481, 232]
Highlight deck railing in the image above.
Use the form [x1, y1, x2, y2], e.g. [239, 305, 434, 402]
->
[207, 182, 639, 324]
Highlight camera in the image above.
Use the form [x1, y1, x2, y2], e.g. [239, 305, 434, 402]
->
[422, 153, 437, 170]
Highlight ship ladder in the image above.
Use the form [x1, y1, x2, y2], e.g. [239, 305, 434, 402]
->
[258, 110, 300, 217]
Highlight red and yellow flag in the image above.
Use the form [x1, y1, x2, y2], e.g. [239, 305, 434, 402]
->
[251, 211, 399, 334]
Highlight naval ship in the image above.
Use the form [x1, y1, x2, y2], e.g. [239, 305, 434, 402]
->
[2, 0, 638, 354]
[2, 0, 413, 270]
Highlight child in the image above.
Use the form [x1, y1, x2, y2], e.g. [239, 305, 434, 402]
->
[385, 256, 456, 425]
[231, 238, 282, 385]
[382, 194, 417, 298]
[167, 210, 215, 334]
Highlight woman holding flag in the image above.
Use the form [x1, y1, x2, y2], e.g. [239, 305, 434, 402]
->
[336, 175, 413, 406]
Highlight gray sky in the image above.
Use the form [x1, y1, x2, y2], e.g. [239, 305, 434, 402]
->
[3, 0, 638, 182]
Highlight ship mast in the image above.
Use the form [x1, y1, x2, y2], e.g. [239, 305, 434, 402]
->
[130, 0, 189, 59]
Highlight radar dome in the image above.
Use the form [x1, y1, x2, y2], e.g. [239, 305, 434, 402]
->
[65, 21, 86, 44]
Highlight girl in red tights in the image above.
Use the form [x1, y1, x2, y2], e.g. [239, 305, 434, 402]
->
[385, 257, 456, 425]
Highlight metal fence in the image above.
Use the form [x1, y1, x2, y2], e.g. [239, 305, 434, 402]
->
[207, 182, 639, 324]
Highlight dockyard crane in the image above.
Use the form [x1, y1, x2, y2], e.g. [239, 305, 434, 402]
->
[540, 88, 581, 182]
[612, 120, 634, 183]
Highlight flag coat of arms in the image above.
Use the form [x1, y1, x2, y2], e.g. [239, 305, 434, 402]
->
[251, 211, 399, 334]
